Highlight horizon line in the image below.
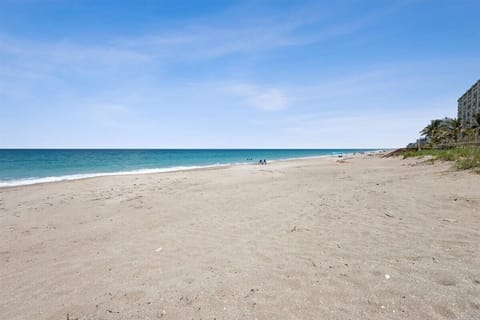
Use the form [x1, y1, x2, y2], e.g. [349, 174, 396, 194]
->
[0, 147, 388, 150]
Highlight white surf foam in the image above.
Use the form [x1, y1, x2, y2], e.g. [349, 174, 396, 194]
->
[0, 164, 228, 188]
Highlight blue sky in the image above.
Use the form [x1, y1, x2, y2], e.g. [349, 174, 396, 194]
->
[1, 0, 479, 148]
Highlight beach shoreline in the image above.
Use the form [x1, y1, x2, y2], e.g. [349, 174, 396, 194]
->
[0, 150, 385, 189]
[1, 154, 478, 319]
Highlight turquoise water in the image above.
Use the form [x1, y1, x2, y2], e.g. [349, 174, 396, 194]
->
[0, 149, 378, 187]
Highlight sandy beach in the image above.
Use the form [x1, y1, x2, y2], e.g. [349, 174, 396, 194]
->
[1, 154, 479, 320]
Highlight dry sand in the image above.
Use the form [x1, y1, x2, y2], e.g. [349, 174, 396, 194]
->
[1, 154, 479, 320]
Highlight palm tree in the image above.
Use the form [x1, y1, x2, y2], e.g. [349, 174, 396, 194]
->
[444, 118, 464, 143]
[420, 119, 446, 146]
[472, 113, 480, 142]
[463, 127, 476, 142]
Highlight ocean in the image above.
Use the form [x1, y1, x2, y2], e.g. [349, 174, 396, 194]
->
[0, 149, 378, 187]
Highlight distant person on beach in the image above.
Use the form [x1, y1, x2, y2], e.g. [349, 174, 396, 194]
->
[264, 159, 267, 165]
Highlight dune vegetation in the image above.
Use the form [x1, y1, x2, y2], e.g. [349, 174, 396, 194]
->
[404, 114, 480, 173]
[403, 146, 480, 173]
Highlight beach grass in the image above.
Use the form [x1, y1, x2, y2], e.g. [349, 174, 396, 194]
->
[403, 146, 480, 172]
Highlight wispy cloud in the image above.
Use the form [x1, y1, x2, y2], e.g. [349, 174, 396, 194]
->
[0, 0, 405, 106]
[113, 4, 379, 61]
[82, 102, 139, 130]
[2, 0, 478, 148]
[0, 34, 148, 66]
[249, 88, 288, 111]
[0, 1, 385, 69]
[90, 103, 130, 115]
[223, 83, 289, 111]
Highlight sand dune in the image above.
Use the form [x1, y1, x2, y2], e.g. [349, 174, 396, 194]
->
[1, 154, 479, 319]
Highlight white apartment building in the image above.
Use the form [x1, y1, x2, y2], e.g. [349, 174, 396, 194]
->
[457, 80, 480, 126]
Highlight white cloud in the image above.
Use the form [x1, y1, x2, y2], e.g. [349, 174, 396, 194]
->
[91, 103, 130, 115]
[115, 16, 370, 61]
[0, 34, 148, 66]
[248, 88, 288, 111]
[224, 84, 289, 111]
[82, 103, 135, 129]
